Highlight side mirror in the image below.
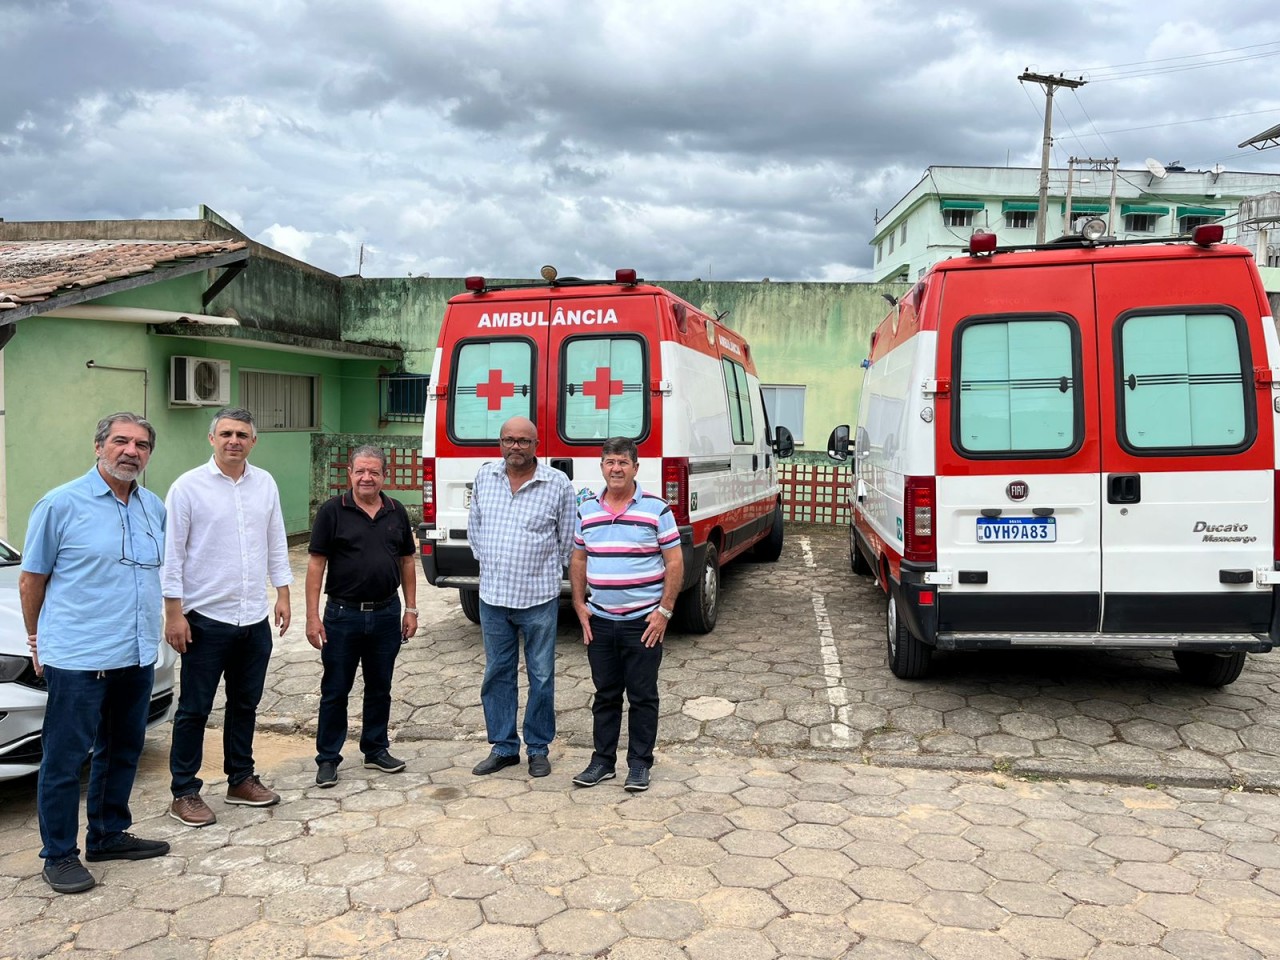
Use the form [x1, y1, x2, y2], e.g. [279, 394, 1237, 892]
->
[772, 425, 795, 459]
[827, 425, 851, 462]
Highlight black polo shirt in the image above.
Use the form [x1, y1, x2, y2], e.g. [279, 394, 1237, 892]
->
[309, 491, 415, 605]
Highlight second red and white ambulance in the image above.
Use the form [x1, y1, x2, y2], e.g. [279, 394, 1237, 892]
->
[420, 268, 794, 633]
[830, 221, 1280, 686]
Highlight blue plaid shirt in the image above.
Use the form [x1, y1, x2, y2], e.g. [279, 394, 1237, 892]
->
[469, 460, 577, 609]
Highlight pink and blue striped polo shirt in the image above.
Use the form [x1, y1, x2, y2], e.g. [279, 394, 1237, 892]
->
[573, 482, 681, 620]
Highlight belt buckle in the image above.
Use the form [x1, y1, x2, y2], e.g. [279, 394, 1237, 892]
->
[358, 601, 376, 612]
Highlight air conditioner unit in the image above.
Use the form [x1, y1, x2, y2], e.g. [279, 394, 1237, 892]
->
[169, 356, 231, 406]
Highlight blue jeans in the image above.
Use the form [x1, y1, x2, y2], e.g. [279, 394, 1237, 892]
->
[38, 663, 154, 861]
[586, 615, 663, 769]
[169, 611, 272, 797]
[316, 601, 402, 765]
[478, 597, 558, 757]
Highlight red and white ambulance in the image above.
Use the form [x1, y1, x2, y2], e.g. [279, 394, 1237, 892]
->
[419, 268, 794, 632]
[829, 221, 1280, 685]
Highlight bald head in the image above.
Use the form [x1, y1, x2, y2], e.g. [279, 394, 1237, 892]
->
[501, 416, 537, 440]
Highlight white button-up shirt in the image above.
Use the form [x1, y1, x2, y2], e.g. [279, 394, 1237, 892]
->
[162, 458, 293, 625]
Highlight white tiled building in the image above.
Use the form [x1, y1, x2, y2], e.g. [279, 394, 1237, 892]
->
[871, 164, 1280, 283]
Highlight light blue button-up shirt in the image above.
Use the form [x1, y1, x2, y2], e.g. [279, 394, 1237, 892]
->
[22, 466, 166, 670]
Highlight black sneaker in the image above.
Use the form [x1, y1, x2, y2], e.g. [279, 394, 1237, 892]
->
[85, 832, 170, 862]
[624, 765, 650, 792]
[316, 761, 339, 787]
[43, 855, 96, 894]
[364, 750, 406, 774]
[572, 763, 616, 787]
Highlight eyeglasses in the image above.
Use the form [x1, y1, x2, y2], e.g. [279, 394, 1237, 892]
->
[116, 499, 162, 569]
[499, 437, 535, 448]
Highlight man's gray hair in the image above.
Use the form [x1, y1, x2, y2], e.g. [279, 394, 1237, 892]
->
[208, 406, 257, 438]
[600, 437, 638, 462]
[350, 444, 388, 470]
[95, 412, 156, 450]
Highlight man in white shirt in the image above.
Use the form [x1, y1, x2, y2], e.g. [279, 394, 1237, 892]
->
[163, 407, 293, 827]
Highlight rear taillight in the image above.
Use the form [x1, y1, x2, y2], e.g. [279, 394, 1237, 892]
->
[662, 457, 690, 525]
[903, 476, 936, 563]
[423, 457, 436, 527]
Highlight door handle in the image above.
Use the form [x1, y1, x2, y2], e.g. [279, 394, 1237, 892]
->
[1107, 473, 1141, 504]
[550, 458, 573, 479]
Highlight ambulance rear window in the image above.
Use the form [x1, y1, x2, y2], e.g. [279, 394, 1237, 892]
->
[450, 339, 534, 442]
[560, 336, 648, 442]
[954, 316, 1079, 457]
[722, 358, 756, 445]
[1117, 310, 1251, 452]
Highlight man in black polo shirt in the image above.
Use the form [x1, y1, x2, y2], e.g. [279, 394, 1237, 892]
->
[305, 445, 418, 787]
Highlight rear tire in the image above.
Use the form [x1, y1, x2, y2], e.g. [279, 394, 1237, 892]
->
[676, 543, 720, 634]
[459, 588, 481, 624]
[1173, 650, 1245, 687]
[849, 525, 872, 576]
[886, 590, 932, 679]
[751, 503, 784, 562]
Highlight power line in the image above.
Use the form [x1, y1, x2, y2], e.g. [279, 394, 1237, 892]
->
[1079, 48, 1280, 83]
[1087, 107, 1280, 137]
[1066, 40, 1280, 75]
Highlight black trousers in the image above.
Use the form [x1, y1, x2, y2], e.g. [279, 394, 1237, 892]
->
[586, 614, 663, 770]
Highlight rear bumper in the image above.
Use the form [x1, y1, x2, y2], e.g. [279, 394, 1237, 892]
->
[893, 561, 1276, 654]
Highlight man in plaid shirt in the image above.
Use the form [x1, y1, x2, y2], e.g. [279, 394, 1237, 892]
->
[468, 416, 577, 778]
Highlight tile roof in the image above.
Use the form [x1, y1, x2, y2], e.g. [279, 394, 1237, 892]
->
[0, 239, 248, 311]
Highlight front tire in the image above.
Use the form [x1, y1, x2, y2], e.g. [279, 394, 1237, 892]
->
[886, 590, 932, 679]
[677, 543, 720, 634]
[459, 588, 481, 624]
[1173, 650, 1245, 687]
[849, 525, 872, 576]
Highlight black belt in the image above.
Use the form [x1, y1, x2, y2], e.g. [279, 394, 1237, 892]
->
[328, 595, 398, 612]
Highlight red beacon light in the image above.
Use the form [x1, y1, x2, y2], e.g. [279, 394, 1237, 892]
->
[968, 231, 997, 255]
[615, 268, 638, 285]
[1192, 224, 1224, 246]
[464, 276, 486, 292]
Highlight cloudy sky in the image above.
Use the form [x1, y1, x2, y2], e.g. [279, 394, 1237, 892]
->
[3, 0, 1280, 281]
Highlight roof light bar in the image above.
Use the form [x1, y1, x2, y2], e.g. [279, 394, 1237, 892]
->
[615, 268, 638, 285]
[464, 276, 486, 292]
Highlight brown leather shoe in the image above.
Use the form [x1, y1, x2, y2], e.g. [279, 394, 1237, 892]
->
[225, 775, 280, 807]
[169, 794, 217, 827]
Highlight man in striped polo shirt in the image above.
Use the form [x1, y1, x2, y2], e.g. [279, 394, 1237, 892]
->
[569, 437, 683, 792]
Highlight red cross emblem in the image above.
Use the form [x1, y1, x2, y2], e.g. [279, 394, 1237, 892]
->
[474, 369, 515, 411]
[581, 366, 623, 410]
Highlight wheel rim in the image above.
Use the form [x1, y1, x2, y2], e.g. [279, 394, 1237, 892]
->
[702, 558, 718, 618]
[886, 595, 899, 658]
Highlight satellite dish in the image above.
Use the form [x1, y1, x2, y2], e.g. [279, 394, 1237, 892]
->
[1145, 157, 1168, 180]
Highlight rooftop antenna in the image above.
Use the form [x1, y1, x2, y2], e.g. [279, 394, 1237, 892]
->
[1144, 157, 1167, 185]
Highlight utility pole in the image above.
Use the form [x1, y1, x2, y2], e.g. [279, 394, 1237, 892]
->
[1020, 70, 1086, 243]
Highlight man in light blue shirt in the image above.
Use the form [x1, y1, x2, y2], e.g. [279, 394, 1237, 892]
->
[19, 412, 170, 895]
[468, 415, 577, 778]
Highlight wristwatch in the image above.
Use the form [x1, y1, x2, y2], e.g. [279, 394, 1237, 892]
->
[656, 606, 673, 620]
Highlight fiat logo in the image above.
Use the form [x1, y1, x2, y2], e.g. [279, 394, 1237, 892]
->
[1006, 481, 1029, 502]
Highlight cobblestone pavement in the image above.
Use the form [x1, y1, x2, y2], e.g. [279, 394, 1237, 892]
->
[253, 523, 1280, 789]
[2, 737, 1280, 958]
[3, 522, 1280, 957]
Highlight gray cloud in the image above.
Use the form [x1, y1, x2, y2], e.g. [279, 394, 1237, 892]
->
[2, 0, 1278, 281]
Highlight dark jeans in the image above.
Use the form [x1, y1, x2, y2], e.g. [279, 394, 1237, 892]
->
[316, 600, 402, 765]
[38, 663, 154, 861]
[478, 598, 558, 757]
[586, 614, 663, 770]
[169, 611, 271, 797]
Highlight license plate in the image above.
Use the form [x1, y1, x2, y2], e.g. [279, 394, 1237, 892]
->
[976, 517, 1057, 543]
[464, 487, 472, 509]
